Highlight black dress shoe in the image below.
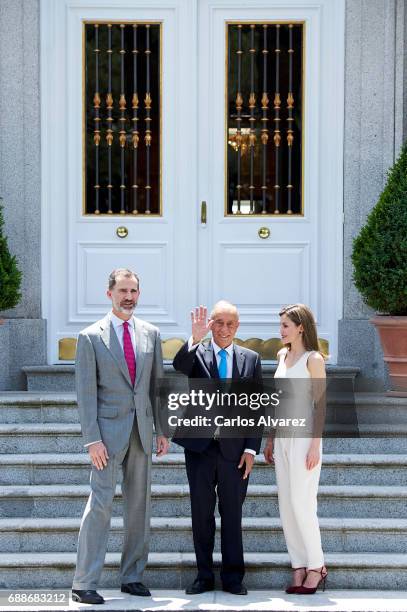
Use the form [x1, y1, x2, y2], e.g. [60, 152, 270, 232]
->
[121, 582, 151, 597]
[222, 583, 248, 595]
[71, 589, 105, 604]
[185, 578, 215, 595]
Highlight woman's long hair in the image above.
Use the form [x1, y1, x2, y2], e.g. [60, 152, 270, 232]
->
[279, 303, 328, 359]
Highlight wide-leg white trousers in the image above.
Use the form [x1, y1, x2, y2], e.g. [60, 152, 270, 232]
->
[274, 437, 324, 569]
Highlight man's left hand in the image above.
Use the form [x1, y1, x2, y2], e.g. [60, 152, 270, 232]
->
[156, 435, 170, 457]
[238, 452, 255, 480]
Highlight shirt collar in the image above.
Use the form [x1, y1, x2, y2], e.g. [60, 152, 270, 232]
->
[110, 311, 135, 330]
[212, 339, 234, 358]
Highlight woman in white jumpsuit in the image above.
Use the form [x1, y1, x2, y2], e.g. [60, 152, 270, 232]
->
[264, 303, 328, 594]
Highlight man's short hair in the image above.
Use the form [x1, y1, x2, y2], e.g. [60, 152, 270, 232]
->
[210, 300, 239, 320]
[108, 269, 140, 291]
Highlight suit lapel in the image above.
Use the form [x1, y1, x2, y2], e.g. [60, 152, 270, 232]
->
[134, 318, 148, 387]
[202, 343, 219, 378]
[233, 346, 245, 379]
[100, 315, 133, 388]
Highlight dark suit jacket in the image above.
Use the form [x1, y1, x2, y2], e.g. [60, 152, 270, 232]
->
[172, 341, 263, 460]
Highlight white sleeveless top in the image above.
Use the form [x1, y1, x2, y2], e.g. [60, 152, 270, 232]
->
[275, 348, 313, 379]
[274, 349, 314, 434]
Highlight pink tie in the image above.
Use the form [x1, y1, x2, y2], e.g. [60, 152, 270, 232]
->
[123, 321, 136, 386]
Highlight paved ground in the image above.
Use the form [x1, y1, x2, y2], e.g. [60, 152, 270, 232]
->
[2, 590, 407, 612]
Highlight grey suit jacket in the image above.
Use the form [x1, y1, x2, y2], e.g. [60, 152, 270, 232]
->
[75, 313, 164, 455]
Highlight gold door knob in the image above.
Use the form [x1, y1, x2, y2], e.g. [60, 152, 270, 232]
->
[116, 226, 128, 238]
[258, 227, 270, 239]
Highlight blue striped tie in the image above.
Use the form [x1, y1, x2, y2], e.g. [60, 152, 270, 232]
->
[218, 349, 228, 379]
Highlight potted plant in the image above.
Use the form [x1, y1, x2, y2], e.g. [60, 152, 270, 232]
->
[352, 143, 407, 396]
[0, 199, 22, 318]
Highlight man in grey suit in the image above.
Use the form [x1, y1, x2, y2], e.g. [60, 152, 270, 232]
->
[72, 268, 169, 605]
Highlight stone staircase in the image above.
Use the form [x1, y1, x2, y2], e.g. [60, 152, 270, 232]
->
[0, 383, 407, 591]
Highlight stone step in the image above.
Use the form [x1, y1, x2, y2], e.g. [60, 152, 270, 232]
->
[1, 392, 405, 425]
[0, 552, 406, 590]
[1, 453, 406, 486]
[1, 423, 406, 454]
[1, 516, 405, 554]
[0, 393, 78, 423]
[1, 484, 406, 519]
[23, 364, 361, 392]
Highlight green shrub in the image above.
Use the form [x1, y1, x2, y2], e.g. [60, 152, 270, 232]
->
[0, 200, 22, 311]
[352, 143, 407, 315]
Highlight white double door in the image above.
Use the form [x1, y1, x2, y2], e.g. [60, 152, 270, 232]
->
[42, 0, 344, 363]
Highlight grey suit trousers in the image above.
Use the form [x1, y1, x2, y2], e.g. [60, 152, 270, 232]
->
[72, 420, 152, 589]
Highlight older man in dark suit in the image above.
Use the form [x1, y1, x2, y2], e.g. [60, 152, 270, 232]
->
[173, 301, 262, 596]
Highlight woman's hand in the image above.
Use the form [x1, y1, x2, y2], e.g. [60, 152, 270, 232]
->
[306, 440, 320, 470]
[264, 437, 274, 464]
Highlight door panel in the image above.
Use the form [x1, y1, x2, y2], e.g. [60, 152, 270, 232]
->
[42, 0, 197, 362]
[198, 0, 344, 361]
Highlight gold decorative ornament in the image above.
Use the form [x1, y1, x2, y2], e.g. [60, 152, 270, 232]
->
[116, 226, 128, 238]
[161, 338, 185, 360]
[287, 130, 294, 147]
[119, 93, 126, 110]
[201, 201, 207, 224]
[261, 92, 269, 109]
[258, 226, 270, 239]
[59, 338, 77, 361]
[58, 336, 329, 362]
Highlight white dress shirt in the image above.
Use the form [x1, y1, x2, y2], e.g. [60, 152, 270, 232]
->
[188, 336, 255, 456]
[110, 311, 137, 355]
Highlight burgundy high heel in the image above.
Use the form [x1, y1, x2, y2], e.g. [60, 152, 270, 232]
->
[296, 566, 328, 594]
[285, 567, 306, 594]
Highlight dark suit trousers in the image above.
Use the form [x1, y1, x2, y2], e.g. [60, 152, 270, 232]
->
[184, 440, 249, 587]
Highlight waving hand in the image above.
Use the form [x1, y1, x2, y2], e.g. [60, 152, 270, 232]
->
[191, 306, 213, 344]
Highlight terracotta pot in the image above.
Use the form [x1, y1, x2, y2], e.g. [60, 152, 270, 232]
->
[371, 316, 407, 396]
